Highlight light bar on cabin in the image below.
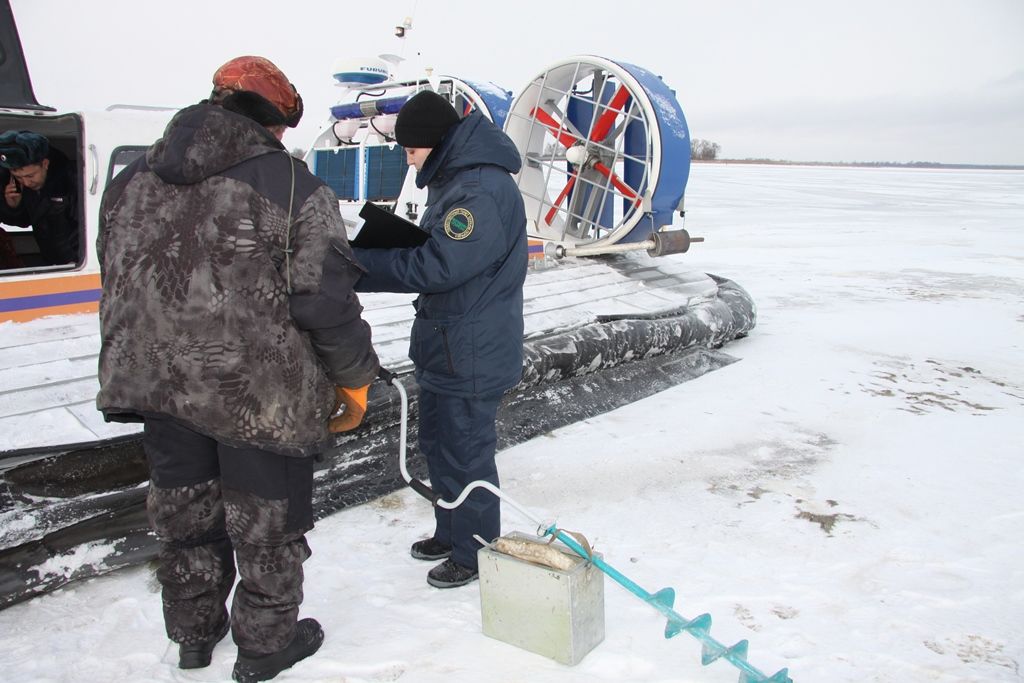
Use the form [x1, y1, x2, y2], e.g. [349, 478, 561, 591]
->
[330, 95, 409, 121]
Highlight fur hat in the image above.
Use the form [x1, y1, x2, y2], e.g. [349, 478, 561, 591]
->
[395, 90, 460, 148]
[0, 130, 49, 169]
[211, 56, 304, 128]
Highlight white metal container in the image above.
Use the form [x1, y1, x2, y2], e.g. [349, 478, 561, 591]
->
[478, 531, 605, 665]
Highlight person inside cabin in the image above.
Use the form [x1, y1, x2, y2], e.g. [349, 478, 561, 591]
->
[0, 130, 80, 267]
[351, 90, 528, 589]
[96, 56, 379, 682]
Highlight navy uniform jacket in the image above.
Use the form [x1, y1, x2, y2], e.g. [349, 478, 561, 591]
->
[354, 111, 527, 398]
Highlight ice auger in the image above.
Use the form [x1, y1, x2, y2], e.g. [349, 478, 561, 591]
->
[382, 370, 792, 683]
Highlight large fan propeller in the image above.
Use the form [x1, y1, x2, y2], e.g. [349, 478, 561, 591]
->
[504, 56, 692, 249]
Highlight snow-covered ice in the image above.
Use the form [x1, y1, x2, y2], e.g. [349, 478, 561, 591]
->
[1, 163, 1021, 682]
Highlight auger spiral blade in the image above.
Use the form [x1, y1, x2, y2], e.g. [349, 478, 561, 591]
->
[665, 612, 711, 639]
[651, 587, 675, 609]
[702, 638, 748, 666]
[739, 669, 793, 683]
[545, 526, 793, 683]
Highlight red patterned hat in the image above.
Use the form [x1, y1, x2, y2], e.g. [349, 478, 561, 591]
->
[213, 56, 303, 127]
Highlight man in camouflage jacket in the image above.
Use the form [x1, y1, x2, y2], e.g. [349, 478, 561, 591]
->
[96, 56, 378, 682]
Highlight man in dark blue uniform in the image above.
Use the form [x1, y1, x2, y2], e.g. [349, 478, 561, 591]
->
[353, 90, 527, 588]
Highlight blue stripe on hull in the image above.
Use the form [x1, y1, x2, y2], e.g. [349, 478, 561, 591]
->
[0, 288, 101, 313]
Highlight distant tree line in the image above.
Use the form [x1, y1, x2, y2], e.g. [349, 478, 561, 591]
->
[539, 138, 724, 161]
[722, 158, 1024, 170]
[691, 139, 720, 160]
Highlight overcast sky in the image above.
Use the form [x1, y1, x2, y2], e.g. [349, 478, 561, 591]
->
[10, 0, 1024, 165]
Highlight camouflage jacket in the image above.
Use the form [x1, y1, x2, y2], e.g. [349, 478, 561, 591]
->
[97, 104, 379, 456]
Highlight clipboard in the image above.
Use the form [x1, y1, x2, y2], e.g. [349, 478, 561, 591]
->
[349, 201, 430, 249]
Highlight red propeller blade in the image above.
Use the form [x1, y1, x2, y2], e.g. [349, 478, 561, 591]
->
[593, 161, 641, 205]
[589, 85, 631, 143]
[531, 107, 579, 149]
[545, 174, 578, 225]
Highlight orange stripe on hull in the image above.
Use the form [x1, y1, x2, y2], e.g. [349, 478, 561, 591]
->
[0, 273, 101, 298]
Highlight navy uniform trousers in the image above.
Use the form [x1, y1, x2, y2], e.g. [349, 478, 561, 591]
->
[417, 388, 502, 570]
[142, 416, 315, 655]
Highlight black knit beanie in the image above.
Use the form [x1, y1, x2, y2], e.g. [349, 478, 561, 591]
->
[395, 90, 460, 148]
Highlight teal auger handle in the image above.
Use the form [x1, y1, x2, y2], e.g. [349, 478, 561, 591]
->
[542, 525, 792, 683]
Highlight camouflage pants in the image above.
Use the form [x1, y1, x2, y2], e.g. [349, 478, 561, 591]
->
[143, 417, 315, 654]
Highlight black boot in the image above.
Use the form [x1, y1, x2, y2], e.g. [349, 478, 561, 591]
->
[410, 537, 452, 561]
[427, 558, 478, 588]
[231, 618, 324, 682]
[179, 616, 230, 669]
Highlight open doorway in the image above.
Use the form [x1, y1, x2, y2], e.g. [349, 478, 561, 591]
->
[0, 113, 85, 274]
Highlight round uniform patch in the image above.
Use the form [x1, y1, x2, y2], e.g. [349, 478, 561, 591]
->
[444, 207, 474, 240]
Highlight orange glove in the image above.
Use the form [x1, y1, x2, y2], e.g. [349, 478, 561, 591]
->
[329, 384, 370, 433]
